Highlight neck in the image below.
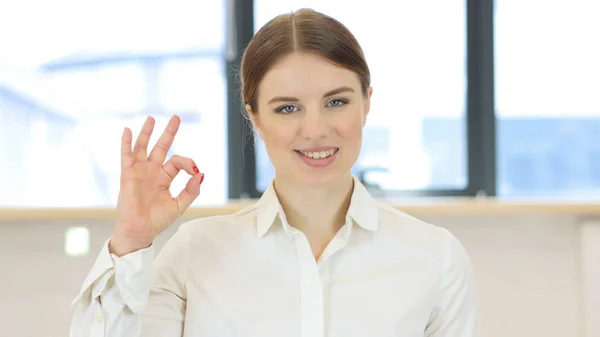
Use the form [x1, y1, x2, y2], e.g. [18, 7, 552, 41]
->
[273, 173, 354, 236]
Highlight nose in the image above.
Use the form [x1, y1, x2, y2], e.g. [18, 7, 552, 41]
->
[301, 109, 327, 140]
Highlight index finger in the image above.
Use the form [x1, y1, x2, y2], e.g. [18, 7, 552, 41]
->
[148, 115, 181, 164]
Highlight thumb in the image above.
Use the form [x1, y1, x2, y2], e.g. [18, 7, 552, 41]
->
[175, 173, 204, 215]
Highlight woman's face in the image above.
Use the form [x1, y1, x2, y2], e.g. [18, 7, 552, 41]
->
[249, 52, 372, 188]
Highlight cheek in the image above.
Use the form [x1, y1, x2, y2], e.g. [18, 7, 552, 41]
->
[263, 122, 296, 150]
[336, 113, 364, 143]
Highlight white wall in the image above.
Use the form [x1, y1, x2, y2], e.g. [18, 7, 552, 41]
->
[0, 212, 596, 337]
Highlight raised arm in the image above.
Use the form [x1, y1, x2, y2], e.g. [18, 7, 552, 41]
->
[69, 115, 204, 337]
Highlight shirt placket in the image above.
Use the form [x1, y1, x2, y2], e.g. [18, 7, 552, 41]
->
[293, 231, 325, 337]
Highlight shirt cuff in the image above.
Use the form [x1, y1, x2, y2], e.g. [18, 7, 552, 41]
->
[110, 241, 155, 314]
[71, 237, 155, 314]
[71, 238, 115, 306]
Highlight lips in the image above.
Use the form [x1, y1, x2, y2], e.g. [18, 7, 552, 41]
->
[294, 148, 339, 168]
[297, 148, 339, 159]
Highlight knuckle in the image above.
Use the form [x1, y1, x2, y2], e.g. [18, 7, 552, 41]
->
[167, 155, 194, 168]
[154, 142, 169, 152]
[134, 141, 147, 148]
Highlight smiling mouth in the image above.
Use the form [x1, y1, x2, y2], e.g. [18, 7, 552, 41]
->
[295, 148, 339, 159]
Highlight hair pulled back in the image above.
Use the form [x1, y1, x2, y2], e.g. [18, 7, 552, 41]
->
[240, 8, 371, 115]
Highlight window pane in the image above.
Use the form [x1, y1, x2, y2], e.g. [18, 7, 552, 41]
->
[0, 0, 227, 207]
[254, 1, 467, 192]
[495, 0, 600, 197]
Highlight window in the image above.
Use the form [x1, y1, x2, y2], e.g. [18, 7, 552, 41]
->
[0, 0, 228, 207]
[253, 0, 468, 195]
[495, 0, 600, 197]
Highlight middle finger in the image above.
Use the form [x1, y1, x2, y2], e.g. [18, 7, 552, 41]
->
[133, 116, 156, 161]
[148, 115, 181, 164]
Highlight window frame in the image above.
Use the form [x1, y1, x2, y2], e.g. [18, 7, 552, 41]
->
[226, 0, 497, 199]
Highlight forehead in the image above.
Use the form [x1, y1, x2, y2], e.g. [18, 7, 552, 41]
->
[258, 52, 361, 99]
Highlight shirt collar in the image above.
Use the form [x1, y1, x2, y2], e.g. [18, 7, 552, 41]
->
[255, 176, 379, 237]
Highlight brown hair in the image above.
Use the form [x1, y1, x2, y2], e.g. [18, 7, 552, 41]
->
[240, 8, 371, 115]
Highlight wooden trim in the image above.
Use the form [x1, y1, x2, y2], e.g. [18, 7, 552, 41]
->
[1, 198, 600, 221]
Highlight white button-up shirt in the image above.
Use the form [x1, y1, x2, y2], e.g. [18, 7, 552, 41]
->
[69, 177, 479, 337]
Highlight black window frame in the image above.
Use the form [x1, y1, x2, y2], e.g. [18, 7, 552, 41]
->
[226, 0, 496, 199]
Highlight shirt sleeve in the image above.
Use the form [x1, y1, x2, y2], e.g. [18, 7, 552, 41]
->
[69, 224, 190, 337]
[425, 228, 480, 337]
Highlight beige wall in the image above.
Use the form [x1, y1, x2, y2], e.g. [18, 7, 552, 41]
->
[0, 211, 598, 337]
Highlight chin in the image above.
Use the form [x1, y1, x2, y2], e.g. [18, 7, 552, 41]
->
[296, 167, 351, 189]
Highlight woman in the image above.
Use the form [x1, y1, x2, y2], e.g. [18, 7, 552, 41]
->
[70, 8, 478, 337]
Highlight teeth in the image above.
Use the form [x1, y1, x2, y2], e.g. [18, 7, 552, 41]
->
[301, 148, 337, 159]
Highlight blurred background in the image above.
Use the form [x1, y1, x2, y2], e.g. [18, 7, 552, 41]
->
[0, 0, 599, 336]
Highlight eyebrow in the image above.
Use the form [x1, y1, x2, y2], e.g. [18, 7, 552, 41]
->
[267, 86, 356, 105]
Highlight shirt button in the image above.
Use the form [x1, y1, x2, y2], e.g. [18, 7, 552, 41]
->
[95, 313, 104, 324]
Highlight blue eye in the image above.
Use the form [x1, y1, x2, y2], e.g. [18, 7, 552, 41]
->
[327, 98, 348, 107]
[275, 105, 298, 114]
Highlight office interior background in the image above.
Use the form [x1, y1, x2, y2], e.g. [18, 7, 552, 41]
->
[0, 0, 599, 336]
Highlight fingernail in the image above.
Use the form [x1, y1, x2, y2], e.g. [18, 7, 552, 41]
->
[200, 173, 205, 184]
[193, 166, 199, 174]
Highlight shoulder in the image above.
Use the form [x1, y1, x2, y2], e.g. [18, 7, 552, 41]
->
[176, 203, 262, 241]
[374, 202, 448, 242]
[152, 204, 263, 276]
[373, 202, 469, 261]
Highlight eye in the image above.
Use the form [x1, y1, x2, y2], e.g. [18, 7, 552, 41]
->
[275, 105, 299, 114]
[327, 98, 348, 107]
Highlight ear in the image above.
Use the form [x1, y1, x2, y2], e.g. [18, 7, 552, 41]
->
[362, 86, 373, 126]
[246, 104, 264, 139]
